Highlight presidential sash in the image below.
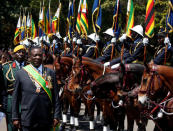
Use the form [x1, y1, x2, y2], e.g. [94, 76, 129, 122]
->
[23, 64, 52, 102]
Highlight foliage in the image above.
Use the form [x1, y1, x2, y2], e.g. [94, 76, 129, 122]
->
[0, 0, 171, 49]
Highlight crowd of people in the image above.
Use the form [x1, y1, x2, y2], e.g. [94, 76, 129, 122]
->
[0, 24, 173, 131]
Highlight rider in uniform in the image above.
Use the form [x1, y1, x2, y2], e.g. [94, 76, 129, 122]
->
[104, 33, 133, 67]
[95, 28, 119, 62]
[61, 37, 72, 57]
[83, 33, 100, 59]
[153, 28, 173, 65]
[3, 45, 26, 131]
[124, 25, 146, 64]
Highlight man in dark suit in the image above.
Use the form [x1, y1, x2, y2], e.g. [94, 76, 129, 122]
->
[12, 46, 61, 131]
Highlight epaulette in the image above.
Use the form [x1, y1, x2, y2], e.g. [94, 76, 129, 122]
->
[2, 61, 13, 66]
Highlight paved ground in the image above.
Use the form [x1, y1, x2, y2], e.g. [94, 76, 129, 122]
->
[1, 103, 154, 131]
[62, 103, 155, 131]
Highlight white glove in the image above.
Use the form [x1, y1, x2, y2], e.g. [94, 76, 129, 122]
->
[111, 63, 120, 69]
[143, 37, 149, 46]
[104, 62, 110, 67]
[119, 34, 127, 43]
[164, 37, 171, 45]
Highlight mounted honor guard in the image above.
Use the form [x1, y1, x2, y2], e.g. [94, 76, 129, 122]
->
[83, 33, 100, 58]
[95, 28, 119, 63]
[153, 28, 173, 65]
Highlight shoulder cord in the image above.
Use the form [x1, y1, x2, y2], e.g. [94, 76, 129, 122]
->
[5, 64, 15, 82]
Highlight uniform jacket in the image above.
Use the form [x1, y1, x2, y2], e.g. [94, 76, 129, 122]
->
[83, 44, 98, 58]
[154, 45, 173, 65]
[110, 42, 131, 66]
[0, 63, 7, 112]
[3, 61, 27, 93]
[12, 66, 61, 127]
[95, 41, 117, 62]
[125, 37, 144, 63]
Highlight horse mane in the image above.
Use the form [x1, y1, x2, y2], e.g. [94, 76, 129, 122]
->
[153, 65, 173, 94]
[91, 73, 120, 87]
[126, 63, 145, 72]
[60, 57, 73, 65]
[82, 60, 111, 75]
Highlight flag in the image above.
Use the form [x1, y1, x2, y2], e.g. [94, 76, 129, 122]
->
[145, 0, 155, 38]
[112, 0, 121, 38]
[21, 14, 27, 41]
[126, 0, 134, 37]
[76, 0, 82, 34]
[92, 0, 102, 33]
[31, 16, 37, 39]
[46, 1, 51, 34]
[27, 13, 31, 38]
[14, 16, 21, 45]
[80, 0, 88, 37]
[52, 2, 61, 33]
[67, 0, 74, 39]
[166, 0, 173, 33]
[38, 6, 44, 37]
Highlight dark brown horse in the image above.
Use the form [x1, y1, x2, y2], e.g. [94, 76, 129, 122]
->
[138, 62, 173, 131]
[90, 63, 147, 131]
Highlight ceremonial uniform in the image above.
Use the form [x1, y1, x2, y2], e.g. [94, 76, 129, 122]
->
[2, 45, 26, 131]
[12, 64, 61, 131]
[0, 62, 7, 113]
[124, 38, 144, 64]
[110, 43, 131, 66]
[95, 41, 119, 62]
[3, 60, 25, 131]
[154, 45, 173, 65]
[83, 43, 98, 58]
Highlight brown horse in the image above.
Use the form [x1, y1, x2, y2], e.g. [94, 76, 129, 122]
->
[138, 62, 173, 131]
[90, 63, 148, 131]
[54, 56, 74, 129]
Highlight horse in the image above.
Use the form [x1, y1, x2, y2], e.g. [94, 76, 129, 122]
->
[138, 62, 173, 131]
[64, 55, 114, 130]
[53, 56, 74, 130]
[90, 63, 148, 131]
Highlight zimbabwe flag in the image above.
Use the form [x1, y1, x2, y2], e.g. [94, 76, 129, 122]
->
[145, 0, 155, 38]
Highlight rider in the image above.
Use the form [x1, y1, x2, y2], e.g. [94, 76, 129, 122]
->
[83, 33, 100, 58]
[104, 33, 133, 67]
[95, 28, 119, 62]
[61, 37, 72, 57]
[153, 28, 173, 65]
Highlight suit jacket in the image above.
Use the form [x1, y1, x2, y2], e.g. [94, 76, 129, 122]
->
[12, 65, 61, 127]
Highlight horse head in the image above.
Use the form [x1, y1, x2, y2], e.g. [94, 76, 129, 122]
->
[138, 62, 168, 105]
[54, 56, 73, 84]
[90, 73, 122, 100]
[67, 55, 90, 92]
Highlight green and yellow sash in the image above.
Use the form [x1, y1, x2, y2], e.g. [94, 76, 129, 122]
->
[23, 64, 52, 102]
